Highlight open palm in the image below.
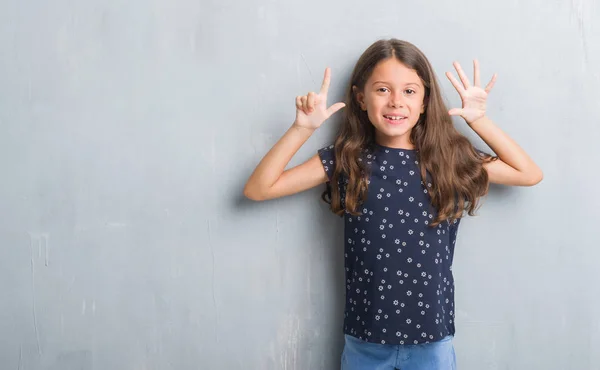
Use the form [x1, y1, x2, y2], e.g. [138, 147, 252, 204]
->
[446, 60, 497, 125]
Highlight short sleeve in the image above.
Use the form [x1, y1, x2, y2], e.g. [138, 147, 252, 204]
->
[318, 144, 336, 181]
[475, 147, 494, 158]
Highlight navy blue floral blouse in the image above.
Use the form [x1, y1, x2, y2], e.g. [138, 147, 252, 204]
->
[318, 143, 462, 345]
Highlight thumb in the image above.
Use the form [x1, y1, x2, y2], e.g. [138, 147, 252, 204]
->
[448, 108, 463, 116]
[326, 102, 346, 117]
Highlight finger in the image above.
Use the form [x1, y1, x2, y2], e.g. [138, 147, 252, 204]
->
[296, 96, 303, 111]
[453, 62, 471, 89]
[484, 73, 498, 93]
[307, 92, 316, 112]
[326, 102, 346, 117]
[448, 108, 463, 116]
[445, 72, 465, 94]
[320, 67, 331, 95]
[473, 60, 481, 87]
[300, 96, 308, 113]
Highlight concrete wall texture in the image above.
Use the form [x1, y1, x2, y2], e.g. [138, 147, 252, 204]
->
[0, 0, 599, 369]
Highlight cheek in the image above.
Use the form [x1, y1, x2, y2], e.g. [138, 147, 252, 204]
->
[365, 96, 386, 112]
[410, 99, 425, 115]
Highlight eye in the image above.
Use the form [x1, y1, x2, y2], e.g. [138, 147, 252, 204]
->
[377, 87, 390, 93]
[404, 89, 416, 95]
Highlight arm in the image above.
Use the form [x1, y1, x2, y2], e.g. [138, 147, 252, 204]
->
[243, 68, 345, 200]
[468, 116, 543, 186]
[446, 60, 543, 187]
[243, 126, 327, 200]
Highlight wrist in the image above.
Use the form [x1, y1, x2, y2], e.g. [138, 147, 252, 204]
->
[291, 122, 317, 134]
[467, 114, 489, 127]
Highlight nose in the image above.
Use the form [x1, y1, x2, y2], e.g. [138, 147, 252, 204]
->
[389, 91, 404, 108]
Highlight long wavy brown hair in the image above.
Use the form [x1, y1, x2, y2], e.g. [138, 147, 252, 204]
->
[322, 39, 496, 227]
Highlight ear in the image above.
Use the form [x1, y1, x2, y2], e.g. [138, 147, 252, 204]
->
[420, 96, 428, 114]
[353, 85, 367, 111]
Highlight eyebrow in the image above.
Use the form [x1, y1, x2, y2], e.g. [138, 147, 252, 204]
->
[372, 81, 422, 87]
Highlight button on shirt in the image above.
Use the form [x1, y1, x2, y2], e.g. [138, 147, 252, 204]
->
[318, 143, 460, 345]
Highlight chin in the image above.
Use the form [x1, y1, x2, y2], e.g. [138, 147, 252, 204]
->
[376, 123, 414, 137]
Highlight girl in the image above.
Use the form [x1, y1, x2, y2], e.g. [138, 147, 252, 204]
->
[244, 39, 542, 370]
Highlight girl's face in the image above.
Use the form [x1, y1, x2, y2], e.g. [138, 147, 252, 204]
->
[355, 58, 426, 149]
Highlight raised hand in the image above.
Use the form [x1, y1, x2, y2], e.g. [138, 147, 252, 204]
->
[446, 60, 497, 125]
[294, 67, 346, 130]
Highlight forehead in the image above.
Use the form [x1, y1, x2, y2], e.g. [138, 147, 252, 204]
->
[368, 58, 422, 86]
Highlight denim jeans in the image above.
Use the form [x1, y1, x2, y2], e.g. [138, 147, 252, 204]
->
[341, 334, 456, 370]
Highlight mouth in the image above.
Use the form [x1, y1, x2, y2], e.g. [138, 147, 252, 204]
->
[383, 115, 407, 124]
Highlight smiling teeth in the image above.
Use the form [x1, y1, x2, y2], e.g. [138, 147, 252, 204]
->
[385, 116, 405, 120]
